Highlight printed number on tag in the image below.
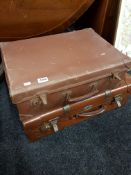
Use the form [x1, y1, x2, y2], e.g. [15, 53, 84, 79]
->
[37, 77, 49, 84]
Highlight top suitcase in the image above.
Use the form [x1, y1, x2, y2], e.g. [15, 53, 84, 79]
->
[1, 28, 131, 103]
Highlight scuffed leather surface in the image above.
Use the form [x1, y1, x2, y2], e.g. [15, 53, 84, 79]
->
[0, 80, 131, 175]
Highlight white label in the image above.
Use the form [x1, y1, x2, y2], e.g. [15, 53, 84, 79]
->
[24, 82, 31, 86]
[37, 77, 49, 84]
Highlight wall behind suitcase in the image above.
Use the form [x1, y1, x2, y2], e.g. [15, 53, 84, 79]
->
[115, 0, 131, 57]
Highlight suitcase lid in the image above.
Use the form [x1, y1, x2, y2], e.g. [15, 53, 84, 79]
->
[1, 28, 131, 104]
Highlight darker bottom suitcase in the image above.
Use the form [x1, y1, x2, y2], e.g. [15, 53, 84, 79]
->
[1, 28, 131, 141]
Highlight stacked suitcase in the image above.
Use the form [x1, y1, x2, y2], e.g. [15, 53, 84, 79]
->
[1, 29, 131, 141]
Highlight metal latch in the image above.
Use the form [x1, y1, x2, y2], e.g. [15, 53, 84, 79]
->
[49, 117, 59, 132]
[41, 117, 59, 133]
[112, 72, 121, 81]
[114, 95, 122, 108]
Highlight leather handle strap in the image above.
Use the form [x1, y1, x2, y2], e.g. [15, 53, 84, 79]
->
[67, 89, 99, 103]
[76, 106, 105, 117]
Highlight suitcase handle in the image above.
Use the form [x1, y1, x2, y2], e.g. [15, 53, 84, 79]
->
[76, 106, 105, 118]
[67, 89, 99, 103]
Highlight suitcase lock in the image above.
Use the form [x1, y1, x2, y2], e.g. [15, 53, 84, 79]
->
[114, 95, 122, 108]
[31, 94, 48, 106]
[105, 90, 122, 108]
[112, 72, 121, 81]
[49, 118, 59, 132]
[41, 117, 59, 133]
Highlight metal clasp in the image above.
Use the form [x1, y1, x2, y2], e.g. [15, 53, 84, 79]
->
[41, 117, 59, 133]
[31, 96, 42, 106]
[114, 95, 122, 108]
[49, 117, 59, 132]
[112, 72, 121, 81]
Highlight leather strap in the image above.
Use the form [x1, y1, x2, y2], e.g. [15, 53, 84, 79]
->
[76, 106, 105, 117]
[67, 88, 99, 103]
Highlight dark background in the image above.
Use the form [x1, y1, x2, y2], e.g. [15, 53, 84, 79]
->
[0, 80, 131, 175]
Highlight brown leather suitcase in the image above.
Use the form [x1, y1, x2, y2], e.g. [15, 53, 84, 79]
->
[0, 0, 94, 41]
[1, 29, 131, 141]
